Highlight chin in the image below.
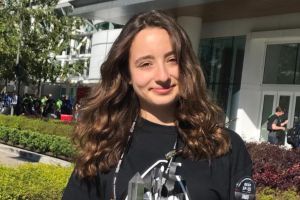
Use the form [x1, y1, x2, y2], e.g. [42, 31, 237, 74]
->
[151, 98, 178, 107]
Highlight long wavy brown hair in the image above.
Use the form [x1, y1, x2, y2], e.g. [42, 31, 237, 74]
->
[74, 10, 230, 179]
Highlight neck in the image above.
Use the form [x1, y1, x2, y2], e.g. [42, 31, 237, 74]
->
[140, 105, 176, 126]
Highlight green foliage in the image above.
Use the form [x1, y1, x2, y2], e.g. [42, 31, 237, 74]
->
[0, 163, 73, 200]
[256, 187, 300, 200]
[0, 114, 73, 137]
[0, 0, 87, 86]
[0, 1, 19, 82]
[0, 126, 75, 158]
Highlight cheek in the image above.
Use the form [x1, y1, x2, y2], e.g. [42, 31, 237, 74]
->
[171, 67, 180, 80]
[130, 71, 152, 88]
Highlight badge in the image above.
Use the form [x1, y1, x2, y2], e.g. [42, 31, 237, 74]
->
[234, 177, 256, 200]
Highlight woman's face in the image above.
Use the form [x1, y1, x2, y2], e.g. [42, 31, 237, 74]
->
[129, 27, 179, 111]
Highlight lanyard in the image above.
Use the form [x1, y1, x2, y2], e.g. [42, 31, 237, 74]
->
[111, 116, 137, 200]
[111, 117, 179, 200]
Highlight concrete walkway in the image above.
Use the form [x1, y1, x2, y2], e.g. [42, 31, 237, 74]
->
[0, 143, 71, 167]
[0, 148, 31, 167]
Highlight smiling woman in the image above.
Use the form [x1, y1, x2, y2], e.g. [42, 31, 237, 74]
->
[129, 28, 179, 125]
[62, 10, 254, 200]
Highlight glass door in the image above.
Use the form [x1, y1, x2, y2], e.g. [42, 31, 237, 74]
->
[277, 92, 292, 129]
[260, 93, 276, 141]
[259, 92, 292, 142]
[291, 94, 300, 127]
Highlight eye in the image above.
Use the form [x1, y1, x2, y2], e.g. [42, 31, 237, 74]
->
[167, 56, 177, 64]
[138, 62, 152, 68]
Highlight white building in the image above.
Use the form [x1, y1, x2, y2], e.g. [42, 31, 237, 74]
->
[57, 0, 300, 142]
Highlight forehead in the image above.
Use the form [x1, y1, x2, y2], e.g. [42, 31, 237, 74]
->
[129, 27, 174, 54]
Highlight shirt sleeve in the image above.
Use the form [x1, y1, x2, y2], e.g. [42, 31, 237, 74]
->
[273, 118, 279, 125]
[62, 171, 101, 200]
[227, 130, 253, 200]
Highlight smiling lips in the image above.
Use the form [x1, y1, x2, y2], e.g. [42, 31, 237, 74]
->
[151, 85, 176, 95]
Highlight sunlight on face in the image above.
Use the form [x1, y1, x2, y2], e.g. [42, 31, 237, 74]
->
[129, 28, 179, 112]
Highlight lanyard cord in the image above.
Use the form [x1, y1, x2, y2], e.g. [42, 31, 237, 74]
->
[111, 117, 178, 200]
[164, 137, 178, 175]
[112, 116, 137, 200]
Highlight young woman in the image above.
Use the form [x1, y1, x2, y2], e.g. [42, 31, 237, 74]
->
[62, 10, 253, 200]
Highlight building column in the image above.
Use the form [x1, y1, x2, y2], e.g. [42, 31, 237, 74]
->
[177, 16, 202, 56]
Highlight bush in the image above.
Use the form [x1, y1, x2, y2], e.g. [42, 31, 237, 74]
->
[246, 142, 300, 193]
[0, 126, 76, 159]
[256, 187, 299, 200]
[0, 163, 73, 200]
[0, 126, 10, 142]
[0, 115, 73, 137]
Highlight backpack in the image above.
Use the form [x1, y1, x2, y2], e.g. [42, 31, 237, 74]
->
[267, 115, 277, 131]
[287, 126, 300, 148]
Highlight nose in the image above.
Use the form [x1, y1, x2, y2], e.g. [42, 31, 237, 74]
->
[155, 62, 170, 83]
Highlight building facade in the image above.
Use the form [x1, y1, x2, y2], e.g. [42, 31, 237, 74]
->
[57, 0, 300, 142]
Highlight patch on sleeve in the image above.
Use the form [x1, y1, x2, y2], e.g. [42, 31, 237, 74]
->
[234, 176, 256, 200]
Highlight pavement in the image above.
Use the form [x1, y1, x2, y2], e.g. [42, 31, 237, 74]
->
[0, 143, 71, 167]
[0, 148, 31, 167]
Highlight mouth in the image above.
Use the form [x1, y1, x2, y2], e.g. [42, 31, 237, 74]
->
[151, 85, 176, 95]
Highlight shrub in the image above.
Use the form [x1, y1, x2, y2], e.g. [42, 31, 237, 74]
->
[246, 142, 300, 193]
[0, 126, 10, 142]
[0, 126, 76, 159]
[0, 163, 73, 200]
[0, 115, 74, 137]
[256, 187, 299, 200]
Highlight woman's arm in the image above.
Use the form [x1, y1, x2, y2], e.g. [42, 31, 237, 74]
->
[62, 171, 101, 200]
[227, 130, 254, 200]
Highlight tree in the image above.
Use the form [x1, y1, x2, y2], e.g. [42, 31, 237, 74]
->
[0, 1, 19, 87]
[0, 0, 87, 95]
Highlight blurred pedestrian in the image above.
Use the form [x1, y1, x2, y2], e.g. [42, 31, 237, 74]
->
[267, 106, 288, 145]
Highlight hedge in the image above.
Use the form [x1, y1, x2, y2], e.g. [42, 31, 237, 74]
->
[0, 163, 73, 200]
[246, 142, 300, 196]
[0, 115, 73, 137]
[256, 187, 299, 200]
[0, 126, 75, 159]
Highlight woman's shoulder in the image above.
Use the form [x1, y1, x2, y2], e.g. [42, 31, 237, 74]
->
[221, 128, 252, 167]
[62, 171, 103, 200]
[223, 128, 247, 149]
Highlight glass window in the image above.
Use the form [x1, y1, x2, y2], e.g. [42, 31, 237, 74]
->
[200, 37, 233, 110]
[199, 36, 246, 116]
[294, 47, 300, 84]
[95, 22, 110, 30]
[112, 23, 124, 29]
[263, 44, 299, 84]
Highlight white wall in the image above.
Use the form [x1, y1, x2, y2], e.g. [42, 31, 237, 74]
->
[88, 29, 122, 80]
[201, 12, 300, 38]
[236, 29, 300, 141]
[177, 16, 202, 55]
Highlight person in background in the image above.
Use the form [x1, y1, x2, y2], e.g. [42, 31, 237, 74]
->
[40, 95, 48, 115]
[61, 95, 72, 115]
[63, 10, 254, 200]
[267, 106, 288, 145]
[73, 102, 81, 122]
[43, 93, 55, 118]
[55, 96, 63, 119]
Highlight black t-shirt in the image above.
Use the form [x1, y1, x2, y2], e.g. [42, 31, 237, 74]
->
[62, 118, 252, 200]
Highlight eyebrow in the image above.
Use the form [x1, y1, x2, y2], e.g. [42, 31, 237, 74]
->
[164, 51, 175, 58]
[134, 51, 176, 65]
[135, 55, 154, 65]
